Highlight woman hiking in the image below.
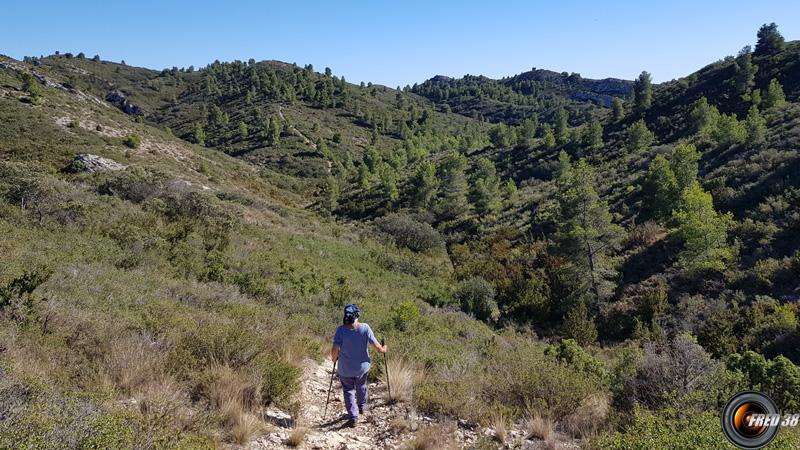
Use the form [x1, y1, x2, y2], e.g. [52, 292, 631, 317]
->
[330, 304, 387, 427]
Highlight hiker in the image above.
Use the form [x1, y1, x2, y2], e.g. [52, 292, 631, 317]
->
[331, 303, 387, 427]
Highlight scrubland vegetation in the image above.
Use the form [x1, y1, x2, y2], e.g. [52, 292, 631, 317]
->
[2, 22, 800, 449]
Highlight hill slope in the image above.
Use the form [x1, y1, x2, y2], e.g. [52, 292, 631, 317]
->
[3, 25, 800, 449]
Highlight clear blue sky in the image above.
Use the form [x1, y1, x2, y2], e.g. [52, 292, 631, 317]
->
[2, 1, 798, 87]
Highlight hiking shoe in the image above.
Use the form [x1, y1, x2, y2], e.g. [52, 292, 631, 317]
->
[344, 419, 357, 428]
[358, 405, 367, 415]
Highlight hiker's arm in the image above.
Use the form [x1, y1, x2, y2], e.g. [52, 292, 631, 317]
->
[331, 344, 340, 363]
[365, 325, 386, 353]
[371, 341, 387, 354]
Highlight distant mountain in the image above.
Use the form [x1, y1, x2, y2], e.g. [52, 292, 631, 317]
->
[412, 68, 633, 124]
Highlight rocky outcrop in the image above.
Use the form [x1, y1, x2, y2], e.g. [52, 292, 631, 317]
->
[68, 154, 127, 173]
[106, 90, 144, 115]
[0, 59, 62, 89]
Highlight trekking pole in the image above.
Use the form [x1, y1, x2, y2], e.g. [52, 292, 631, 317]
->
[382, 337, 392, 404]
[323, 359, 337, 421]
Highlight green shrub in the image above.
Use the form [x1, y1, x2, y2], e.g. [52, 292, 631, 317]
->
[481, 339, 604, 419]
[391, 300, 421, 331]
[374, 214, 444, 252]
[562, 301, 598, 345]
[123, 134, 142, 149]
[728, 351, 800, 411]
[254, 354, 301, 407]
[370, 249, 434, 277]
[593, 407, 739, 450]
[547, 339, 607, 380]
[96, 167, 164, 203]
[453, 277, 499, 322]
[328, 276, 359, 307]
[175, 321, 262, 371]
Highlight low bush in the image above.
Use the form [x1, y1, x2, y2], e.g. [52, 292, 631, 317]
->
[96, 166, 164, 203]
[390, 300, 421, 331]
[123, 133, 142, 149]
[374, 214, 444, 252]
[547, 339, 607, 380]
[593, 407, 800, 449]
[453, 277, 499, 322]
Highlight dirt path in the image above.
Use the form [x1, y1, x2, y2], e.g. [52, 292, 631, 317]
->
[250, 358, 430, 449]
[245, 356, 587, 449]
[278, 106, 317, 151]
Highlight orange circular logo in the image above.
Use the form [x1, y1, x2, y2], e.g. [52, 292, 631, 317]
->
[721, 392, 779, 449]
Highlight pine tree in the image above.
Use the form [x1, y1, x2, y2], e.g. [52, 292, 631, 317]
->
[612, 98, 624, 122]
[19, 72, 42, 104]
[321, 176, 339, 212]
[378, 163, 399, 203]
[410, 160, 439, 208]
[488, 123, 515, 148]
[745, 105, 767, 146]
[357, 163, 372, 190]
[633, 71, 653, 114]
[436, 151, 470, 219]
[713, 114, 746, 147]
[517, 117, 539, 145]
[669, 143, 700, 193]
[502, 179, 517, 204]
[238, 121, 248, 140]
[625, 119, 654, 153]
[762, 78, 786, 109]
[470, 157, 502, 215]
[562, 301, 598, 346]
[689, 97, 720, 135]
[193, 123, 206, 146]
[671, 182, 734, 274]
[733, 46, 758, 97]
[583, 120, 604, 151]
[555, 159, 624, 303]
[317, 138, 332, 160]
[266, 117, 281, 146]
[751, 89, 762, 107]
[643, 154, 679, 221]
[542, 126, 557, 150]
[754, 23, 785, 57]
[554, 108, 569, 143]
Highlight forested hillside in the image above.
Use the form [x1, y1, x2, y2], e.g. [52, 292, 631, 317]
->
[2, 22, 800, 449]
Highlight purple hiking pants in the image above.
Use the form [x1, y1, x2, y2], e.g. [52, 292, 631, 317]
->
[339, 372, 368, 421]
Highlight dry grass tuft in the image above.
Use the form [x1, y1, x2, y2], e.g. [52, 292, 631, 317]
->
[202, 365, 261, 418]
[489, 410, 509, 444]
[197, 364, 265, 442]
[403, 424, 457, 450]
[378, 356, 421, 403]
[390, 416, 410, 432]
[287, 426, 309, 447]
[133, 376, 193, 429]
[103, 332, 167, 395]
[231, 412, 264, 445]
[564, 393, 610, 439]
[526, 414, 554, 441]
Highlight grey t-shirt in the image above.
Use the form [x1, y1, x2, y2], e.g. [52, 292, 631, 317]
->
[334, 323, 378, 378]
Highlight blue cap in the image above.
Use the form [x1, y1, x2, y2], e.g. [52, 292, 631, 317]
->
[343, 304, 360, 324]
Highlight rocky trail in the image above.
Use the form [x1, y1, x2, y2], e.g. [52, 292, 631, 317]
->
[244, 358, 579, 450]
[247, 358, 483, 449]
